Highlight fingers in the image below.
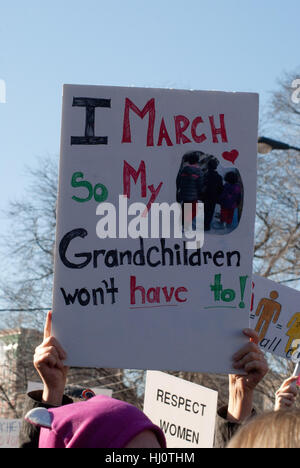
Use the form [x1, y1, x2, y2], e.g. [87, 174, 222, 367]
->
[275, 376, 299, 411]
[276, 396, 296, 408]
[35, 349, 65, 371]
[35, 336, 67, 362]
[41, 311, 66, 362]
[233, 351, 266, 373]
[232, 330, 268, 376]
[276, 377, 298, 398]
[276, 392, 296, 402]
[34, 336, 67, 378]
[35, 345, 63, 366]
[44, 310, 52, 340]
[232, 340, 261, 365]
[243, 328, 260, 345]
[243, 359, 266, 374]
[276, 392, 297, 409]
[281, 376, 299, 387]
[34, 324, 69, 397]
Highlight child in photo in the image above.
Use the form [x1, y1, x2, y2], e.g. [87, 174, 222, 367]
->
[219, 171, 242, 229]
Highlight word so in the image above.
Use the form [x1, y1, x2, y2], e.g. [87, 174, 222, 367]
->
[71, 172, 108, 203]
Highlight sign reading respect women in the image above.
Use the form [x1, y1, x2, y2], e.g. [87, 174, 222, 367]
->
[143, 372, 218, 448]
[52, 84, 259, 373]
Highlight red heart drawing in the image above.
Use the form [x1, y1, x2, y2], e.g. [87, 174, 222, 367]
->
[222, 149, 239, 164]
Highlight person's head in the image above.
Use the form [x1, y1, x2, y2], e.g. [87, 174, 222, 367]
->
[207, 158, 219, 171]
[25, 395, 166, 449]
[227, 410, 300, 448]
[270, 290, 279, 300]
[183, 151, 202, 165]
[224, 171, 238, 184]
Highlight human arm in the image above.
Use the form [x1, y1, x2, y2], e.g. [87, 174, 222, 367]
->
[227, 328, 269, 423]
[275, 376, 298, 411]
[214, 329, 268, 448]
[33, 310, 69, 406]
[19, 311, 70, 448]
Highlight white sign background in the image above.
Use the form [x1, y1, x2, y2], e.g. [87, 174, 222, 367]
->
[52, 84, 259, 373]
[250, 275, 300, 360]
[143, 371, 218, 448]
[0, 420, 22, 448]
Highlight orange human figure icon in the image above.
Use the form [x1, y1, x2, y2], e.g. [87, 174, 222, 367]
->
[285, 312, 300, 355]
[255, 291, 282, 342]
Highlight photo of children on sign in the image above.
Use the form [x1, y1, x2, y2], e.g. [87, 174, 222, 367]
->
[176, 151, 244, 234]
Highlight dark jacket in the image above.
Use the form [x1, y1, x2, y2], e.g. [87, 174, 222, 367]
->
[20, 392, 249, 449]
[219, 183, 242, 210]
[214, 406, 257, 448]
[176, 164, 203, 202]
[201, 169, 224, 203]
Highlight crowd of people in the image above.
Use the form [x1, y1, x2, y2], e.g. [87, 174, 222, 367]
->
[19, 311, 300, 449]
[16, 152, 298, 450]
[176, 151, 243, 233]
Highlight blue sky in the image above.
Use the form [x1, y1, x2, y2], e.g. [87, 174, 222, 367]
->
[0, 0, 299, 222]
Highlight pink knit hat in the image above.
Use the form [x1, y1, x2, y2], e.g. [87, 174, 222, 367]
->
[26, 395, 166, 448]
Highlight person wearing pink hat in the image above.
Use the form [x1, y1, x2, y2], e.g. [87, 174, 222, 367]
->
[25, 394, 166, 449]
[19, 311, 268, 448]
[20, 311, 166, 448]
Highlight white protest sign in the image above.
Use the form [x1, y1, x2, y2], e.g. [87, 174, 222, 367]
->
[52, 84, 258, 373]
[91, 387, 113, 397]
[0, 420, 22, 448]
[143, 371, 218, 448]
[27, 381, 44, 392]
[250, 275, 300, 360]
